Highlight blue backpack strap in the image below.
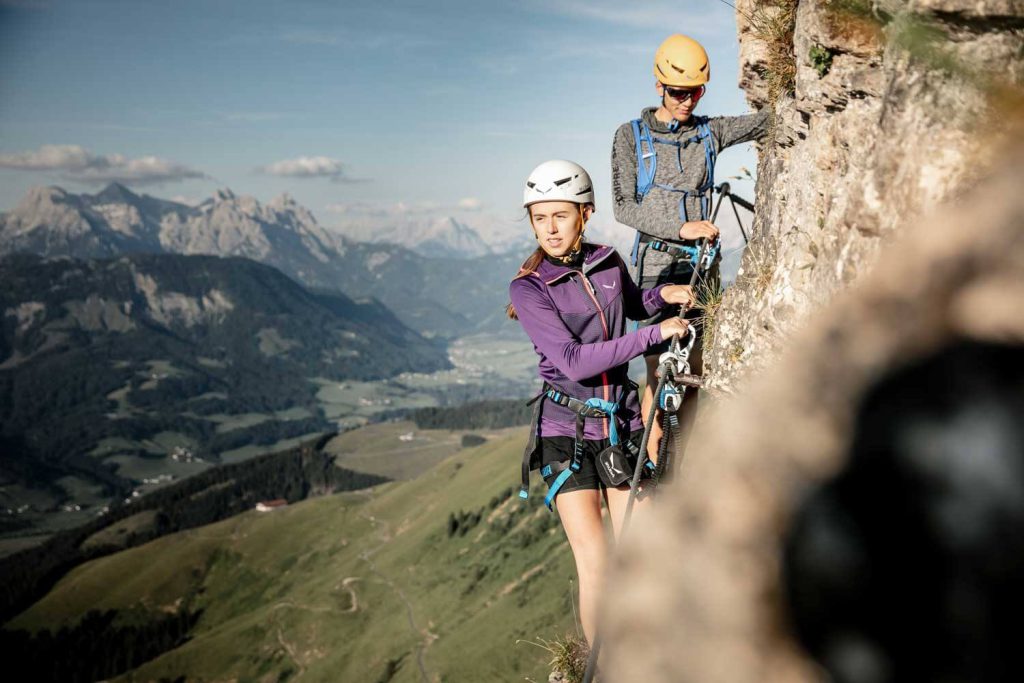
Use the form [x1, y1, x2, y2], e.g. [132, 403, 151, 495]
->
[628, 119, 650, 267]
[695, 118, 717, 220]
[629, 231, 642, 267]
[630, 119, 657, 202]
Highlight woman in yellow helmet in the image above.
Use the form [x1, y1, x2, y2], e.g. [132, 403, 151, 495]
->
[610, 33, 768, 472]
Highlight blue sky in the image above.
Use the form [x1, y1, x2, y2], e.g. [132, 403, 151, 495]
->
[0, 0, 759, 242]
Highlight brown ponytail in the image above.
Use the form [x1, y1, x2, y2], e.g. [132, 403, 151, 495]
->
[506, 247, 545, 320]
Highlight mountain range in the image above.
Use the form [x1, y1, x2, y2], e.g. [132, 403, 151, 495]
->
[0, 251, 449, 526]
[0, 184, 525, 338]
[331, 212, 501, 259]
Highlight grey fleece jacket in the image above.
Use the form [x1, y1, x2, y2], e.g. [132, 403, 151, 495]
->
[611, 106, 768, 279]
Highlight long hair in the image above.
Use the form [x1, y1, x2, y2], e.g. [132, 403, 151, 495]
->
[506, 204, 590, 320]
[506, 247, 545, 320]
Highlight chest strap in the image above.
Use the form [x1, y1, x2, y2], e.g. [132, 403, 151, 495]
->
[629, 117, 718, 268]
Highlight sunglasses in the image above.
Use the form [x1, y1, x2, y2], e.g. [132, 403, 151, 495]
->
[662, 85, 705, 102]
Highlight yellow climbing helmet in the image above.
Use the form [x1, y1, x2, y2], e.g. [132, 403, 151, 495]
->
[653, 34, 711, 87]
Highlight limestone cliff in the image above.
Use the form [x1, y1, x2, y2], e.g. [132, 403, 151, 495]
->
[710, 0, 1024, 391]
[600, 2, 1024, 682]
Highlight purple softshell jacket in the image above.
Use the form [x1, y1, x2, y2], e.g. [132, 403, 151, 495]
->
[509, 243, 670, 441]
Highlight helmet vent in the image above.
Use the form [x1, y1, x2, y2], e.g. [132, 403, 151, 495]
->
[522, 160, 595, 208]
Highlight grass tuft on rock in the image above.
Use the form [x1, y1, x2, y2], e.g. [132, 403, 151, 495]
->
[750, 0, 798, 102]
[519, 634, 589, 683]
[738, 237, 777, 300]
[693, 272, 724, 357]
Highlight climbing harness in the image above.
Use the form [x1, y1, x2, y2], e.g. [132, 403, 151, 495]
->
[635, 183, 753, 281]
[519, 382, 647, 510]
[644, 238, 720, 271]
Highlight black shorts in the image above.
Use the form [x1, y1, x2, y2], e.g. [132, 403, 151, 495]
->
[538, 431, 648, 496]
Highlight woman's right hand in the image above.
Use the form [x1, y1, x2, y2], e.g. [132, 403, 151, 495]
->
[659, 317, 689, 341]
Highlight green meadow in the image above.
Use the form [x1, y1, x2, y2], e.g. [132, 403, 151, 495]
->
[8, 424, 580, 682]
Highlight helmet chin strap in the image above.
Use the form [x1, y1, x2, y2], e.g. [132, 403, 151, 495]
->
[555, 206, 587, 264]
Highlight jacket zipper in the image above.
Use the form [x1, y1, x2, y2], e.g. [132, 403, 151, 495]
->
[574, 270, 612, 439]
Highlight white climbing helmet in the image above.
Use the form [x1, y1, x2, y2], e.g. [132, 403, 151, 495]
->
[522, 160, 595, 208]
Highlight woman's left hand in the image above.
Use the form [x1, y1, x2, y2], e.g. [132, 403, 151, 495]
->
[661, 285, 695, 309]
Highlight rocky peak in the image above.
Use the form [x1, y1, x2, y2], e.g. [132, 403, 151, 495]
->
[418, 216, 491, 257]
[92, 182, 140, 205]
[17, 185, 71, 211]
[269, 193, 296, 209]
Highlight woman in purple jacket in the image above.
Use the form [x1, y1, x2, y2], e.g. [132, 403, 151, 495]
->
[508, 159, 693, 644]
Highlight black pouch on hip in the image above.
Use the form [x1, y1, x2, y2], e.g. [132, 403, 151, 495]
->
[596, 444, 634, 488]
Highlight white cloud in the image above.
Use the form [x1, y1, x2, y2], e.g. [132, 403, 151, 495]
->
[260, 155, 364, 183]
[0, 144, 206, 185]
[457, 197, 484, 211]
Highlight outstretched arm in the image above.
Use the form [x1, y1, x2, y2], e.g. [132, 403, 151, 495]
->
[510, 277, 663, 382]
[711, 110, 769, 150]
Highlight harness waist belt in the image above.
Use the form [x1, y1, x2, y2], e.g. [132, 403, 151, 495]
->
[638, 234, 720, 269]
[519, 381, 636, 509]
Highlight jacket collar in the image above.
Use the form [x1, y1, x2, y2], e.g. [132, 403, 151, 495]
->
[641, 106, 699, 136]
[535, 243, 615, 284]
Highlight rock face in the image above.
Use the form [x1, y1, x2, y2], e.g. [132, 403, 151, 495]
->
[600, 2, 1024, 682]
[709, 0, 1024, 391]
